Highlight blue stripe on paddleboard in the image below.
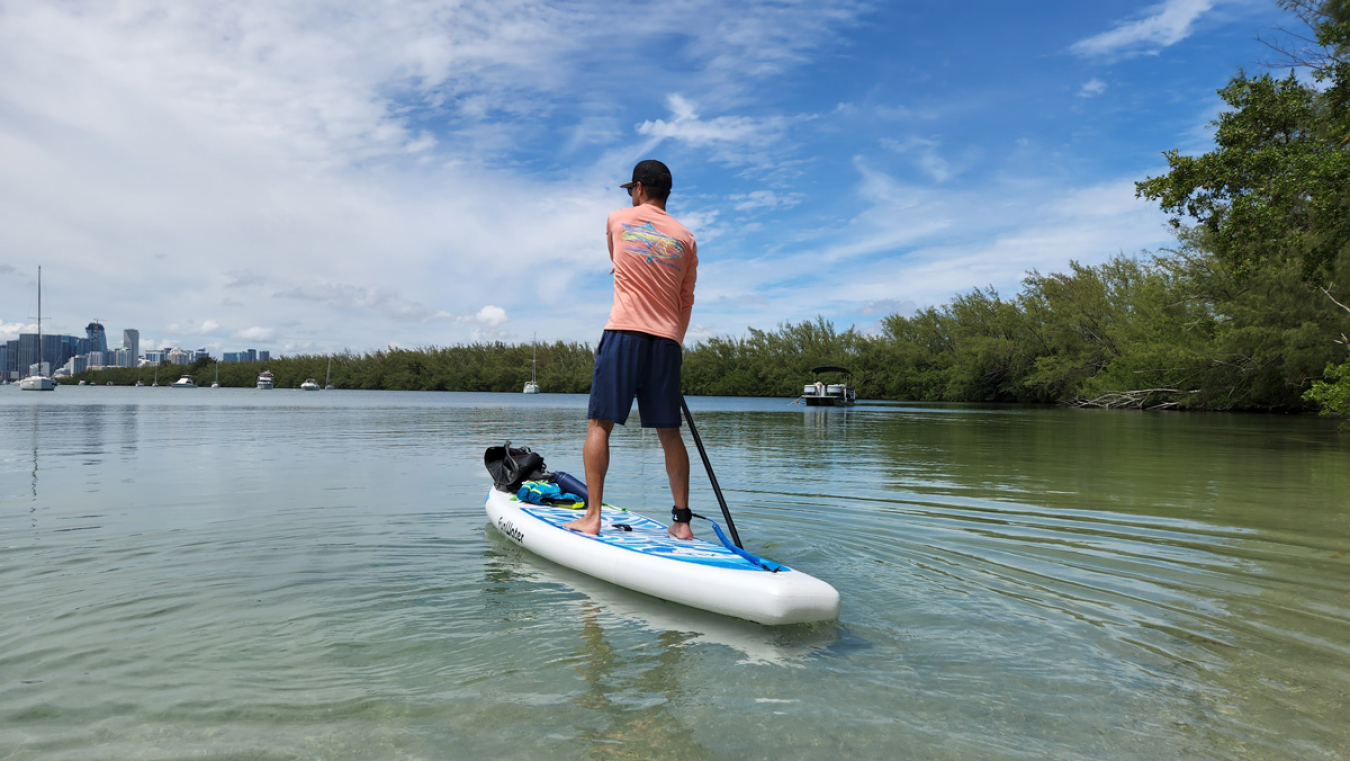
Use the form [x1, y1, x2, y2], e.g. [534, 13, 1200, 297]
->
[519, 503, 784, 572]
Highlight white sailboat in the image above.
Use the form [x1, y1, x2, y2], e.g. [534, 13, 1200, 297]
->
[211, 362, 220, 388]
[324, 356, 334, 389]
[523, 336, 540, 394]
[19, 267, 56, 391]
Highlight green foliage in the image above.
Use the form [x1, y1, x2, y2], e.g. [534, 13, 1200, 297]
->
[1137, 71, 1350, 281]
[1135, 0, 1350, 288]
[871, 260, 1196, 405]
[867, 242, 1346, 411]
[1020, 260, 1146, 401]
[1130, 2, 1350, 413]
[682, 317, 865, 397]
[1132, 242, 1343, 410]
[1304, 356, 1350, 417]
[74, 341, 598, 393]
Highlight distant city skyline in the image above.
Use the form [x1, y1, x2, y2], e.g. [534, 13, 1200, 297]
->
[1, 320, 271, 381]
[0, 314, 275, 360]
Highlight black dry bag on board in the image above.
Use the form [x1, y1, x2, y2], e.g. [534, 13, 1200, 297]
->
[484, 441, 547, 492]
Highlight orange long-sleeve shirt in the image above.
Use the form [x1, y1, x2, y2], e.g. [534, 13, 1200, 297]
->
[603, 204, 697, 343]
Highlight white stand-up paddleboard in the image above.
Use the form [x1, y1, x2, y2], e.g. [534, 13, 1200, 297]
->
[485, 488, 840, 625]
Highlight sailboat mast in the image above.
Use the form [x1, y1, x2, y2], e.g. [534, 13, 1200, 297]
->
[36, 267, 42, 375]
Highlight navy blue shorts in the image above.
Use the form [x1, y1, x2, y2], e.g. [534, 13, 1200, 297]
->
[588, 330, 683, 428]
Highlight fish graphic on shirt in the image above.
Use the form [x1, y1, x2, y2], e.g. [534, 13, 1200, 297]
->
[621, 222, 686, 269]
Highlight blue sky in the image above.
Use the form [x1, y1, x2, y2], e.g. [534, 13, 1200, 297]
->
[0, 0, 1296, 355]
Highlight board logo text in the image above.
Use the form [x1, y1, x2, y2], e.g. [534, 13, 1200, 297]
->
[498, 518, 524, 543]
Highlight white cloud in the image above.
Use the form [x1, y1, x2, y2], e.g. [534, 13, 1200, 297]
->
[685, 170, 1174, 340]
[0, 2, 867, 353]
[225, 271, 266, 288]
[1079, 78, 1109, 98]
[881, 136, 959, 183]
[462, 305, 510, 341]
[277, 282, 453, 323]
[710, 293, 770, 307]
[467, 305, 508, 327]
[680, 1, 865, 79]
[233, 326, 276, 342]
[862, 299, 916, 316]
[730, 190, 803, 212]
[636, 94, 798, 167]
[0, 321, 35, 342]
[638, 110, 773, 145]
[837, 178, 1173, 310]
[166, 319, 221, 336]
[820, 158, 960, 259]
[1071, 0, 1215, 59]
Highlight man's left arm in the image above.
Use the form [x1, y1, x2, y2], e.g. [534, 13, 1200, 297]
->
[678, 241, 697, 341]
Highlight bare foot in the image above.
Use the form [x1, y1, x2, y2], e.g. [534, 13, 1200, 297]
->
[667, 522, 694, 541]
[564, 515, 602, 535]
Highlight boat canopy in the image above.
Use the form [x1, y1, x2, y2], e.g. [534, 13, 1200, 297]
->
[810, 365, 853, 376]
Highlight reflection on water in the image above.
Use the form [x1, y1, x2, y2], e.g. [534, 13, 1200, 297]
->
[572, 602, 707, 759]
[28, 405, 38, 501]
[481, 531, 842, 760]
[0, 389, 1347, 759]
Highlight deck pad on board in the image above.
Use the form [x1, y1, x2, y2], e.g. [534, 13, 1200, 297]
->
[517, 500, 780, 572]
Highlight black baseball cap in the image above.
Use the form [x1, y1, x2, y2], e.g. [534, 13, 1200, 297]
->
[620, 159, 672, 190]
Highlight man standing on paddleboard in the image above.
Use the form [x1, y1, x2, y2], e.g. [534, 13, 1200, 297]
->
[564, 159, 699, 539]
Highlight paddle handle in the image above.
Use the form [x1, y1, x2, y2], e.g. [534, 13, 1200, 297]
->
[680, 396, 742, 548]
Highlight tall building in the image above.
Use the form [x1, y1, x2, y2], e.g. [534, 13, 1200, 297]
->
[17, 334, 40, 378]
[258, 350, 270, 362]
[123, 329, 139, 364]
[59, 335, 90, 362]
[5, 333, 84, 378]
[86, 322, 108, 353]
[4, 338, 31, 380]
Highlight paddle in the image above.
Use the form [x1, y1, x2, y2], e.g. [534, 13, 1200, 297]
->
[679, 395, 743, 548]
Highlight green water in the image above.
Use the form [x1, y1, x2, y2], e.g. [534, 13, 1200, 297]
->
[1, 388, 1346, 759]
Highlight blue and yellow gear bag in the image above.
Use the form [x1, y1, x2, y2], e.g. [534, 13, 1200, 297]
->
[517, 480, 586, 508]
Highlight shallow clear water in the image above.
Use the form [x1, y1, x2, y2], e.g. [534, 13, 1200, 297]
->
[1, 387, 1347, 759]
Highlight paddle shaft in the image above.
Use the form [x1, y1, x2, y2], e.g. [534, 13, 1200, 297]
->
[679, 396, 743, 548]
